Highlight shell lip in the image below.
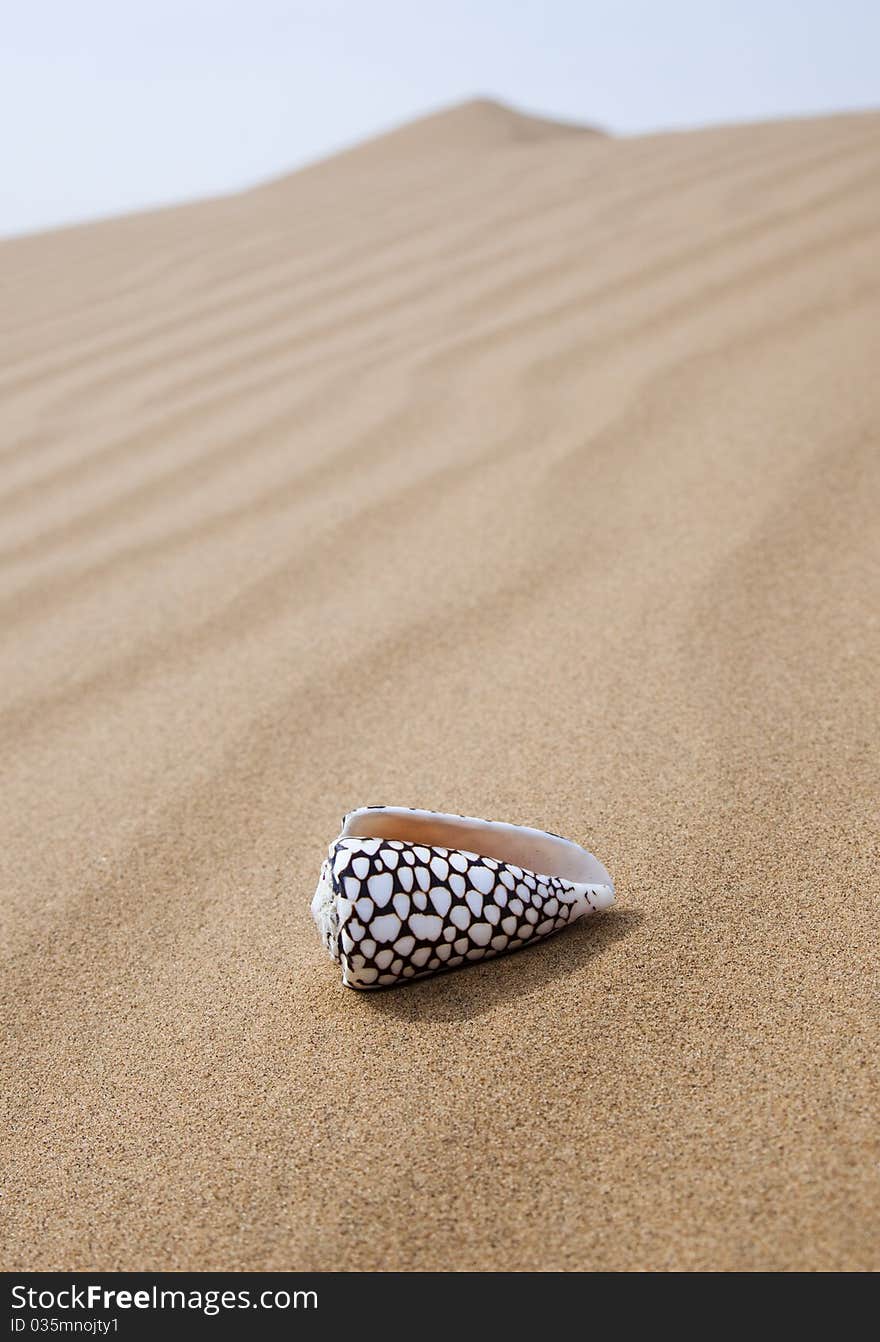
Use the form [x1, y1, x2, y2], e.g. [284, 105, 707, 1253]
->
[337, 805, 613, 893]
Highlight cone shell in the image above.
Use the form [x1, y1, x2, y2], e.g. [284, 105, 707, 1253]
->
[311, 808, 614, 989]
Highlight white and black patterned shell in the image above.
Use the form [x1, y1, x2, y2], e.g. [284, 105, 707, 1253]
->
[312, 813, 614, 989]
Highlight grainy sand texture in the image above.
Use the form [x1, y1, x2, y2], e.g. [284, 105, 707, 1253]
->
[2, 100, 879, 1271]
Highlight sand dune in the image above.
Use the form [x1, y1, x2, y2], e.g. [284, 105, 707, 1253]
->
[2, 99, 878, 1270]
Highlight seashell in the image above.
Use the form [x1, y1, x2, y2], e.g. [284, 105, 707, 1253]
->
[311, 806, 614, 990]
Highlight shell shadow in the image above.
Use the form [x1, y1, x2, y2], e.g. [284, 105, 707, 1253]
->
[359, 907, 642, 1024]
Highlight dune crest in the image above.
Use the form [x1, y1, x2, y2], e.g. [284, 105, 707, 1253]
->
[349, 95, 603, 151]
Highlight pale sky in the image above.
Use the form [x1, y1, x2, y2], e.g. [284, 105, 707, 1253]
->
[2, 0, 878, 238]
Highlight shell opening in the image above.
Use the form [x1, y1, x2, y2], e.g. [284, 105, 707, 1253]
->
[339, 806, 613, 890]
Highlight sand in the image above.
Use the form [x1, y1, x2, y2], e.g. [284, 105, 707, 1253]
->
[1, 99, 878, 1272]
